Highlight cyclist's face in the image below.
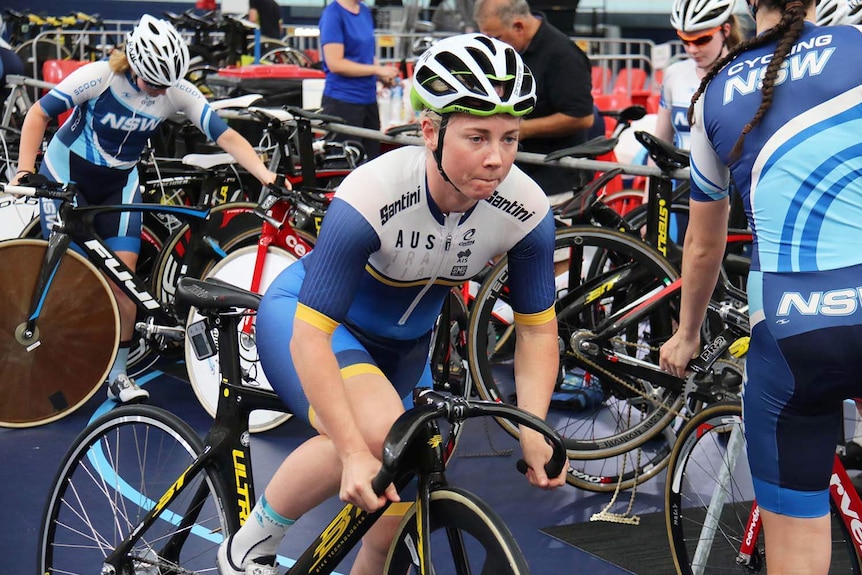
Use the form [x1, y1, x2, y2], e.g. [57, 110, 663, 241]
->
[436, 113, 521, 200]
[135, 76, 168, 97]
[679, 24, 727, 70]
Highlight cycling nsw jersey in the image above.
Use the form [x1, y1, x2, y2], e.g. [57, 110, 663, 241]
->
[689, 22, 862, 274]
[659, 57, 699, 150]
[39, 61, 229, 170]
[295, 145, 557, 341]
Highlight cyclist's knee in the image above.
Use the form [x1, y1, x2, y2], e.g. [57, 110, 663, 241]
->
[355, 515, 401, 571]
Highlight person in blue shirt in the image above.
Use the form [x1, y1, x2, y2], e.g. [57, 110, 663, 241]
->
[318, 0, 399, 159]
[660, 1, 862, 572]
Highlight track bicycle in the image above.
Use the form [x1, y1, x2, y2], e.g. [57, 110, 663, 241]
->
[665, 309, 862, 574]
[465, 219, 749, 492]
[0, 179, 266, 427]
[461, 134, 747, 491]
[38, 276, 567, 575]
[666, 399, 862, 574]
[183, 106, 358, 432]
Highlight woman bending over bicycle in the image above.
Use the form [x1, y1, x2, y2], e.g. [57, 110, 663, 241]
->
[218, 34, 566, 575]
[11, 15, 287, 404]
[660, 1, 862, 573]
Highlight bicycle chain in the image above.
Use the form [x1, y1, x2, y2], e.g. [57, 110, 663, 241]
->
[567, 332, 688, 420]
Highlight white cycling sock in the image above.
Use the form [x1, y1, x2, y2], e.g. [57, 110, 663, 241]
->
[230, 494, 296, 566]
[108, 343, 131, 382]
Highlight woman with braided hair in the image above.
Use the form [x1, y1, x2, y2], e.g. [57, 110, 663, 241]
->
[660, 1, 862, 572]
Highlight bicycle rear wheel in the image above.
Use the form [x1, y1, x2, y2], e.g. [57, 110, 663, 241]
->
[384, 486, 530, 575]
[39, 405, 231, 575]
[185, 243, 304, 432]
[0, 239, 118, 427]
[666, 401, 862, 575]
[466, 226, 684, 462]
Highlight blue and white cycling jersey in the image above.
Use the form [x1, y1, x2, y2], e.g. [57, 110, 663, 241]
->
[39, 61, 228, 170]
[689, 22, 862, 274]
[659, 58, 700, 150]
[292, 145, 557, 341]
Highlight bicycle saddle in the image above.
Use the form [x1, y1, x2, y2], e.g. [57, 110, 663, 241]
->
[634, 131, 690, 173]
[176, 277, 261, 313]
[544, 136, 620, 162]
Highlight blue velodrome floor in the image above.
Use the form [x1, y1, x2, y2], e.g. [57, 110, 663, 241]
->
[0, 361, 671, 575]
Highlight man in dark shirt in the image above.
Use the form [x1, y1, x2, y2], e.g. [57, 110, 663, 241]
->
[250, 0, 283, 40]
[474, 0, 594, 196]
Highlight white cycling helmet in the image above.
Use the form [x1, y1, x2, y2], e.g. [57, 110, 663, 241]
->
[126, 15, 190, 88]
[410, 33, 536, 117]
[846, 0, 862, 23]
[670, 0, 736, 32]
[817, 0, 850, 24]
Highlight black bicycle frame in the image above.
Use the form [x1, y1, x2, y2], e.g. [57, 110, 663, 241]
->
[24, 200, 212, 339]
[102, 305, 444, 575]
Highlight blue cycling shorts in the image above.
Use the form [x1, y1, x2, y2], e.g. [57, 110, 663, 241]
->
[256, 260, 433, 426]
[744, 263, 862, 517]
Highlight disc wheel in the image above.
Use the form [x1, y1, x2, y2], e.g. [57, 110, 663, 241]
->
[0, 239, 118, 427]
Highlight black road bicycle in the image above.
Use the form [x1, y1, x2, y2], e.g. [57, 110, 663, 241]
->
[38, 276, 567, 575]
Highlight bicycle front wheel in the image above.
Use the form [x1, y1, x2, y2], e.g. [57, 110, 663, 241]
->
[0, 239, 119, 427]
[666, 401, 861, 575]
[39, 404, 231, 575]
[384, 486, 530, 575]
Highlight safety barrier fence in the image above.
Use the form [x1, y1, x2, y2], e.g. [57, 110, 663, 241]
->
[3, 73, 687, 183]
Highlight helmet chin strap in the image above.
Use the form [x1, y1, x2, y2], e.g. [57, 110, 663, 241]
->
[432, 113, 467, 198]
[433, 113, 452, 184]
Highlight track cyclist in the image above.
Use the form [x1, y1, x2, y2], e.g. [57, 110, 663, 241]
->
[660, 1, 862, 573]
[11, 15, 287, 403]
[217, 33, 567, 575]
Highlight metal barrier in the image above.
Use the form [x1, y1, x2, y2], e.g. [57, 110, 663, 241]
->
[321, 121, 688, 181]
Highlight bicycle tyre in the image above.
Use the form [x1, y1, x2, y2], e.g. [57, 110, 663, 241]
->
[38, 404, 232, 575]
[384, 486, 531, 575]
[185, 243, 307, 432]
[665, 401, 862, 575]
[151, 202, 261, 310]
[0, 239, 118, 427]
[466, 226, 684, 461]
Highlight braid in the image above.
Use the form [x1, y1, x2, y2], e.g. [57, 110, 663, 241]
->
[730, 2, 807, 158]
[688, 1, 810, 160]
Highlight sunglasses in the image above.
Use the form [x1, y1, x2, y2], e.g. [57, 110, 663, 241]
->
[138, 76, 169, 90]
[680, 34, 715, 47]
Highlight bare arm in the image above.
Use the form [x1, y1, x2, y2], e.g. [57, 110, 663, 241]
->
[322, 43, 397, 83]
[290, 319, 397, 510]
[519, 112, 593, 141]
[513, 316, 567, 488]
[659, 198, 729, 377]
[291, 319, 368, 458]
[13, 101, 51, 182]
[215, 128, 283, 187]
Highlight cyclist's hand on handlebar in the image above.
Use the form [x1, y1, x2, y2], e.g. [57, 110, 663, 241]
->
[340, 450, 400, 512]
[267, 173, 292, 192]
[659, 331, 701, 379]
[7, 171, 45, 197]
[519, 428, 566, 489]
